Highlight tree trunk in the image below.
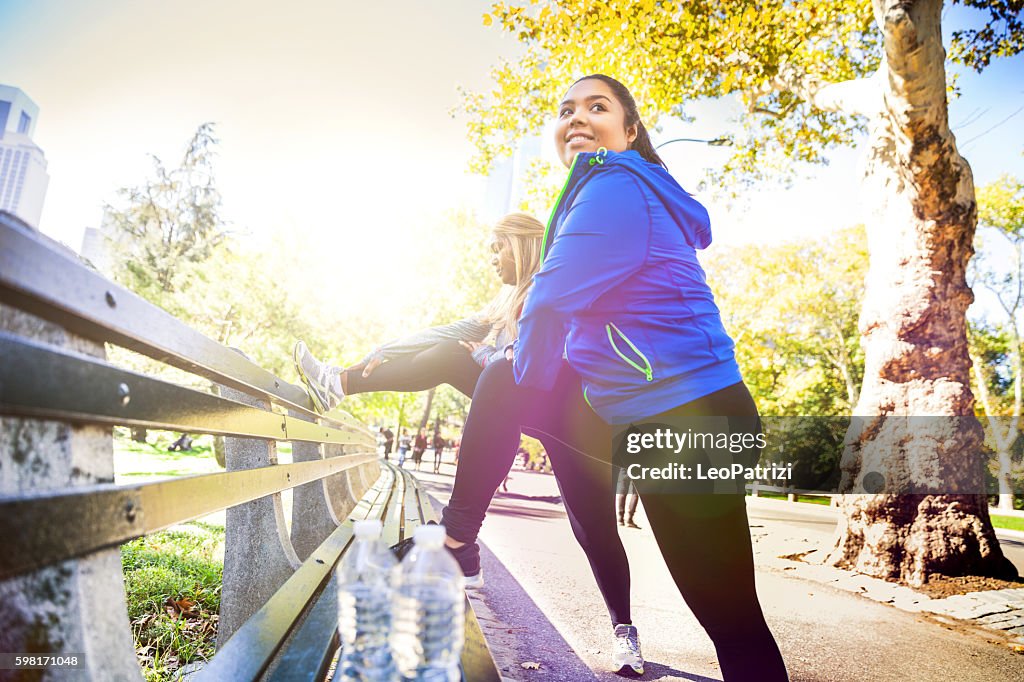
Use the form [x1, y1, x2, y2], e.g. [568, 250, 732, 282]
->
[825, 0, 1016, 585]
[418, 388, 436, 431]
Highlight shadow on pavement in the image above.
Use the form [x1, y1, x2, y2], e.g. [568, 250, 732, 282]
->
[496, 491, 563, 505]
[413, 479, 569, 522]
[640, 661, 721, 681]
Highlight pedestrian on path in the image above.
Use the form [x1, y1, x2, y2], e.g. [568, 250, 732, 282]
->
[380, 426, 394, 461]
[615, 467, 640, 529]
[437, 74, 787, 681]
[396, 429, 410, 468]
[432, 430, 445, 474]
[412, 428, 427, 471]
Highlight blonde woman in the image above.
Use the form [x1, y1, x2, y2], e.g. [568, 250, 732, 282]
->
[294, 213, 637, 673]
[294, 212, 543, 408]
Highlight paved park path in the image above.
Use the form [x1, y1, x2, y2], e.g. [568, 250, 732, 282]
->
[407, 461, 1024, 682]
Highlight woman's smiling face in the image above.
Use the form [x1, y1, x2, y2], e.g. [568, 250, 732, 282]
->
[554, 78, 637, 168]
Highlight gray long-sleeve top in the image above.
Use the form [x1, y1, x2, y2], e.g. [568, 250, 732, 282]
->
[364, 315, 512, 368]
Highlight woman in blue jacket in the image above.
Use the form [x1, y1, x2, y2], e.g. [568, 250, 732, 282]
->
[441, 75, 787, 681]
[294, 212, 640, 674]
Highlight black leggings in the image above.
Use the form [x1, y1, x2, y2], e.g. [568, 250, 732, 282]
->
[345, 340, 482, 398]
[346, 341, 632, 627]
[442, 360, 787, 681]
[442, 358, 631, 626]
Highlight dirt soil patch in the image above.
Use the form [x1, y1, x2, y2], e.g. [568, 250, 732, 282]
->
[780, 550, 1024, 599]
[911, 574, 1024, 599]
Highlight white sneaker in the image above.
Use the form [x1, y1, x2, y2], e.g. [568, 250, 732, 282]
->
[612, 624, 644, 676]
[293, 341, 343, 414]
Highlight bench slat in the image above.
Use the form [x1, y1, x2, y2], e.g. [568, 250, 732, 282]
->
[200, 467, 398, 681]
[0, 332, 375, 448]
[0, 453, 376, 579]
[0, 214, 360, 427]
[263, 577, 342, 682]
[267, 465, 501, 682]
[198, 525, 358, 681]
[415, 485, 503, 682]
[381, 462, 407, 548]
[400, 468, 425, 540]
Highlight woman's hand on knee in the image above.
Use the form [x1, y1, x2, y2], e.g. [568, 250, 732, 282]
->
[347, 350, 384, 378]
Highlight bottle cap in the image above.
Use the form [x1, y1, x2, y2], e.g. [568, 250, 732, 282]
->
[413, 523, 446, 547]
[353, 519, 383, 538]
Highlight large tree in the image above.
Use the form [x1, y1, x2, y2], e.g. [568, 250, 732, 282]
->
[463, 0, 1022, 584]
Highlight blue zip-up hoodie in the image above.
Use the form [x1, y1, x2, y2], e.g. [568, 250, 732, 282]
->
[512, 148, 742, 424]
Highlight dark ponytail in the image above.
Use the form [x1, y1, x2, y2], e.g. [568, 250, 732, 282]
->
[571, 74, 666, 169]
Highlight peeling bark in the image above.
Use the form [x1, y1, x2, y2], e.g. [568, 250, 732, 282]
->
[822, 0, 1016, 585]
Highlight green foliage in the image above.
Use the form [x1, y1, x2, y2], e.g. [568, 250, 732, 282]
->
[949, 0, 1024, 72]
[121, 522, 224, 680]
[705, 226, 869, 416]
[977, 173, 1024, 238]
[464, 0, 878, 184]
[177, 240, 315, 377]
[106, 123, 228, 308]
[969, 174, 1023, 417]
[102, 124, 315, 389]
[517, 157, 564, 218]
[969, 174, 1024, 498]
[970, 323, 1016, 400]
[462, 1, 1021, 188]
[113, 432, 221, 479]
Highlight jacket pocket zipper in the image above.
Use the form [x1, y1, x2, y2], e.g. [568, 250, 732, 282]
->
[605, 323, 654, 382]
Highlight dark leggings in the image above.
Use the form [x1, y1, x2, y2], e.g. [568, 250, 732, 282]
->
[442, 360, 787, 681]
[346, 341, 632, 627]
[442, 358, 631, 626]
[344, 340, 481, 398]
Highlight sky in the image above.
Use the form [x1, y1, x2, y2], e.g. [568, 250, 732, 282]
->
[1, 0, 1022, 320]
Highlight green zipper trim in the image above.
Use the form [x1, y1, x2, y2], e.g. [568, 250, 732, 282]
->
[606, 323, 654, 382]
[583, 385, 593, 408]
[541, 153, 581, 261]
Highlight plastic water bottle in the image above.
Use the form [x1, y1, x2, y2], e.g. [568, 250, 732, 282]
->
[336, 519, 399, 681]
[390, 524, 465, 681]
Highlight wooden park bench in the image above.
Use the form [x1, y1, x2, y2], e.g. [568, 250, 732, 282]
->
[0, 211, 500, 681]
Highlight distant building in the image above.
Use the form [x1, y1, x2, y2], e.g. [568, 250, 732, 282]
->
[483, 134, 544, 222]
[0, 85, 49, 228]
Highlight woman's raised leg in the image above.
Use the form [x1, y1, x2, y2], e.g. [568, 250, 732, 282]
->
[345, 339, 481, 398]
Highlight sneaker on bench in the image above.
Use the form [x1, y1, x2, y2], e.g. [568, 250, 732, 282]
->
[293, 340, 343, 414]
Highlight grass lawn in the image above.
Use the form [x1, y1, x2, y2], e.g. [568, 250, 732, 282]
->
[122, 521, 224, 681]
[749, 491, 833, 506]
[114, 432, 294, 482]
[991, 514, 1024, 532]
[749, 491, 1024, 533]
[114, 434, 221, 481]
[114, 431, 300, 678]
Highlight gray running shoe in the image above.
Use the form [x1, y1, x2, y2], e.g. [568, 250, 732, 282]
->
[293, 341, 342, 414]
[612, 624, 644, 676]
